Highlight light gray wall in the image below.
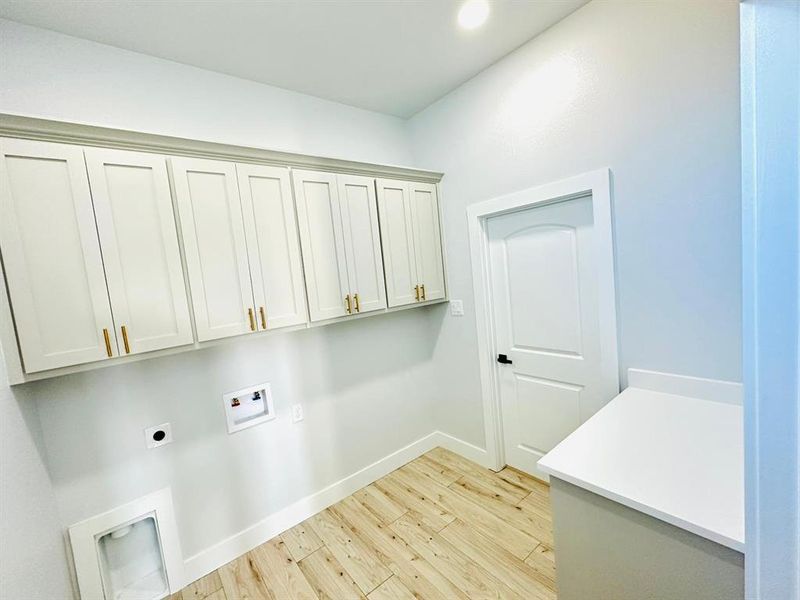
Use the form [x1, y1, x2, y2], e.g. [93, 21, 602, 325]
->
[0, 356, 73, 600]
[0, 19, 412, 165]
[408, 0, 742, 447]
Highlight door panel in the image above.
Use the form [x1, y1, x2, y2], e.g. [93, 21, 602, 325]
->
[292, 169, 349, 321]
[410, 183, 445, 301]
[376, 179, 418, 307]
[0, 138, 116, 371]
[489, 196, 608, 475]
[86, 148, 193, 354]
[513, 374, 582, 456]
[172, 157, 256, 341]
[237, 164, 308, 330]
[506, 225, 583, 356]
[338, 175, 386, 314]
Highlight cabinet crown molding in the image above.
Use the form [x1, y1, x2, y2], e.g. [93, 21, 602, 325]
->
[0, 113, 443, 184]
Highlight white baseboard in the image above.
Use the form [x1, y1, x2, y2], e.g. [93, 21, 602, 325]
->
[433, 430, 490, 468]
[181, 430, 485, 586]
[627, 368, 743, 405]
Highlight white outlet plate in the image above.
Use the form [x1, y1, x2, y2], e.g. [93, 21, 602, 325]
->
[292, 404, 304, 423]
[144, 423, 173, 449]
[450, 299, 465, 316]
[223, 383, 275, 434]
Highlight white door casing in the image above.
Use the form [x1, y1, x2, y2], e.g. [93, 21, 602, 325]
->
[337, 174, 386, 314]
[468, 169, 618, 473]
[0, 138, 117, 371]
[292, 169, 350, 322]
[410, 182, 446, 302]
[237, 163, 308, 330]
[171, 157, 256, 341]
[85, 148, 193, 355]
[376, 179, 418, 308]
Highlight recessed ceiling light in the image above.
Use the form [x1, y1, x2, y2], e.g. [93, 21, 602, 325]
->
[458, 0, 490, 30]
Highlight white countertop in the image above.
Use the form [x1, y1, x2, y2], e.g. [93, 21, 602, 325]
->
[537, 386, 744, 552]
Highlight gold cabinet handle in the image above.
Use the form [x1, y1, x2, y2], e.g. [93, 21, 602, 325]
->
[121, 325, 131, 354]
[103, 328, 113, 357]
[259, 306, 267, 330]
[345, 294, 352, 314]
[354, 293, 360, 312]
[248, 308, 256, 331]
[414, 285, 420, 301]
[420, 284, 426, 301]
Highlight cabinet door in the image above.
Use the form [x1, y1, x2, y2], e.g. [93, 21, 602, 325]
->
[292, 169, 350, 322]
[86, 148, 193, 355]
[338, 175, 386, 314]
[376, 179, 418, 307]
[237, 164, 308, 330]
[172, 157, 256, 341]
[410, 183, 446, 302]
[0, 138, 116, 371]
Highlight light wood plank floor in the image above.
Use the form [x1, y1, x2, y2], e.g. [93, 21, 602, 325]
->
[172, 448, 556, 600]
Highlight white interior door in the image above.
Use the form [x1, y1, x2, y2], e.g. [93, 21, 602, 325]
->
[488, 196, 615, 476]
[410, 182, 445, 302]
[0, 138, 117, 371]
[171, 157, 256, 341]
[86, 148, 193, 355]
[237, 163, 308, 330]
[338, 175, 386, 314]
[376, 179, 418, 307]
[292, 169, 350, 322]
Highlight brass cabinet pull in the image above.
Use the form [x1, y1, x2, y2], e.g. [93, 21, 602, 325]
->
[103, 328, 113, 357]
[345, 294, 352, 314]
[354, 293, 360, 312]
[121, 325, 131, 354]
[414, 285, 420, 301]
[259, 306, 267, 330]
[420, 284, 426, 301]
[248, 308, 256, 331]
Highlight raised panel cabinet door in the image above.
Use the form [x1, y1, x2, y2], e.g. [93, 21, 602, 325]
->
[237, 163, 308, 330]
[85, 148, 193, 355]
[410, 182, 446, 302]
[0, 138, 117, 372]
[171, 157, 256, 341]
[338, 175, 386, 314]
[292, 169, 350, 322]
[376, 179, 418, 307]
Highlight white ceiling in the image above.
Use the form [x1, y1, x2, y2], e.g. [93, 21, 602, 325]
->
[0, 0, 587, 117]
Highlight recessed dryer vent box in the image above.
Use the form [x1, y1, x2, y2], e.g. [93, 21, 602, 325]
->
[223, 382, 275, 434]
[69, 488, 183, 600]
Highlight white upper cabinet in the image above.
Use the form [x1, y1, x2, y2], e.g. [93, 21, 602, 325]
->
[337, 175, 386, 314]
[0, 138, 117, 372]
[172, 157, 257, 341]
[375, 179, 418, 307]
[0, 123, 445, 382]
[410, 182, 445, 302]
[376, 179, 445, 306]
[292, 169, 351, 321]
[85, 148, 193, 355]
[237, 164, 308, 330]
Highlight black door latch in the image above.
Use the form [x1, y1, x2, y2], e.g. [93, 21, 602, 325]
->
[497, 353, 513, 364]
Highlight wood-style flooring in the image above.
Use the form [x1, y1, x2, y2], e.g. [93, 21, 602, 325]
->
[171, 447, 556, 600]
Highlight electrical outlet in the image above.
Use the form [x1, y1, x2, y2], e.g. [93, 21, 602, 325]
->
[144, 423, 173, 449]
[291, 404, 304, 423]
[450, 299, 464, 316]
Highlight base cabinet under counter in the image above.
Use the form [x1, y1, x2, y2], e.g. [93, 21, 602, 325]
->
[549, 478, 743, 600]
